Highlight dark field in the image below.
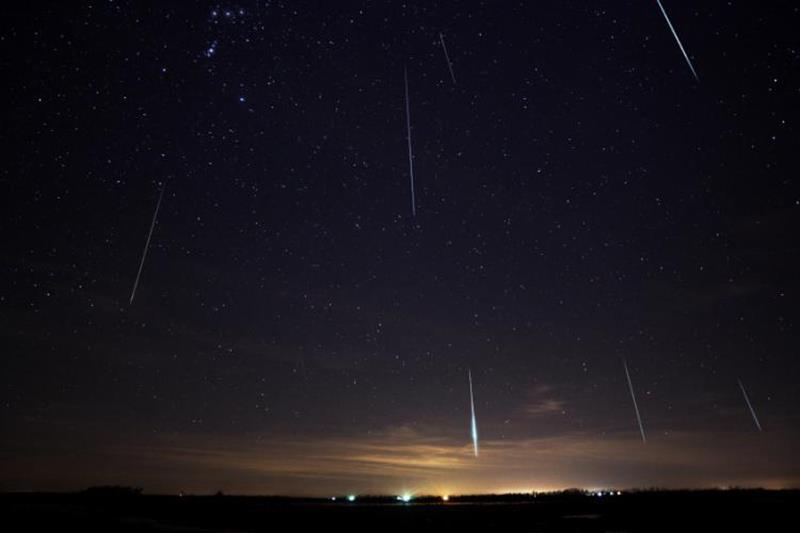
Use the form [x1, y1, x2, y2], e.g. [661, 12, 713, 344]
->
[1, 490, 796, 532]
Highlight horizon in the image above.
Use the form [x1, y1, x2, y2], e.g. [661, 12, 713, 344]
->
[7, 485, 800, 499]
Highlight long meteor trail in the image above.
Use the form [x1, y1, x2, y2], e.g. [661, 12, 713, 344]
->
[439, 32, 456, 85]
[129, 184, 165, 304]
[403, 66, 416, 218]
[468, 368, 479, 457]
[623, 358, 647, 443]
[655, 0, 699, 82]
[737, 378, 762, 431]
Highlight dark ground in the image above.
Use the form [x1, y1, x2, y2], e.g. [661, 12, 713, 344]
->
[1, 489, 796, 532]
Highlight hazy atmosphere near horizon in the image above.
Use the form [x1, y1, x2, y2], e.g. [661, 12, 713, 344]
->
[2, 1, 800, 496]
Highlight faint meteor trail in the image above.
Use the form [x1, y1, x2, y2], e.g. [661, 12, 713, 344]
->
[439, 32, 457, 85]
[623, 358, 647, 443]
[655, 0, 699, 82]
[468, 368, 479, 457]
[403, 66, 417, 218]
[129, 184, 165, 304]
[737, 378, 762, 431]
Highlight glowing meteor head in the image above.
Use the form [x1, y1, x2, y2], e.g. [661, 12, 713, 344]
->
[397, 493, 412, 502]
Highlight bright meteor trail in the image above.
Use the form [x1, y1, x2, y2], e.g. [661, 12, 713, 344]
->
[737, 378, 762, 431]
[468, 368, 479, 457]
[623, 358, 647, 444]
[129, 184, 165, 305]
[403, 66, 417, 218]
[655, 0, 699, 82]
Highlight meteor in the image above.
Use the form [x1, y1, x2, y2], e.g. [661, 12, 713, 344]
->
[129, 184, 165, 304]
[623, 358, 647, 443]
[403, 66, 417, 218]
[439, 32, 457, 85]
[737, 378, 762, 431]
[468, 368, 479, 457]
[655, 0, 699, 82]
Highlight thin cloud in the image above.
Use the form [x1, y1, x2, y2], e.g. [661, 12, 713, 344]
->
[95, 424, 800, 495]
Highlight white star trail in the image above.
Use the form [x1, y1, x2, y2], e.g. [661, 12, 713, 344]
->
[623, 358, 647, 443]
[404, 66, 417, 218]
[468, 368, 479, 457]
[129, 184, 165, 305]
[439, 32, 457, 85]
[655, 0, 699, 82]
[737, 378, 762, 431]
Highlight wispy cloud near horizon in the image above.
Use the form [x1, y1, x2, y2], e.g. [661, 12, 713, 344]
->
[80, 424, 800, 496]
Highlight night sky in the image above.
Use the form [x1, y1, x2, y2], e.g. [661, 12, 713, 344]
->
[2, 1, 800, 496]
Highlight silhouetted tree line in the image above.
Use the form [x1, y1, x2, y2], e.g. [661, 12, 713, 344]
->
[82, 485, 143, 498]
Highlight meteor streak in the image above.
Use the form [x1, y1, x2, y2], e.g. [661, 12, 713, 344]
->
[623, 358, 647, 443]
[468, 368, 479, 457]
[737, 378, 762, 431]
[403, 66, 416, 218]
[129, 184, 165, 304]
[439, 32, 456, 85]
[655, 0, 699, 82]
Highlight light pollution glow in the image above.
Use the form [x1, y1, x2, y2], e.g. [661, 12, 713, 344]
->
[3, 424, 799, 495]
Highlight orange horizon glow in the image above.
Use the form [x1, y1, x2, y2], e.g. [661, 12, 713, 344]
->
[2, 423, 799, 496]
